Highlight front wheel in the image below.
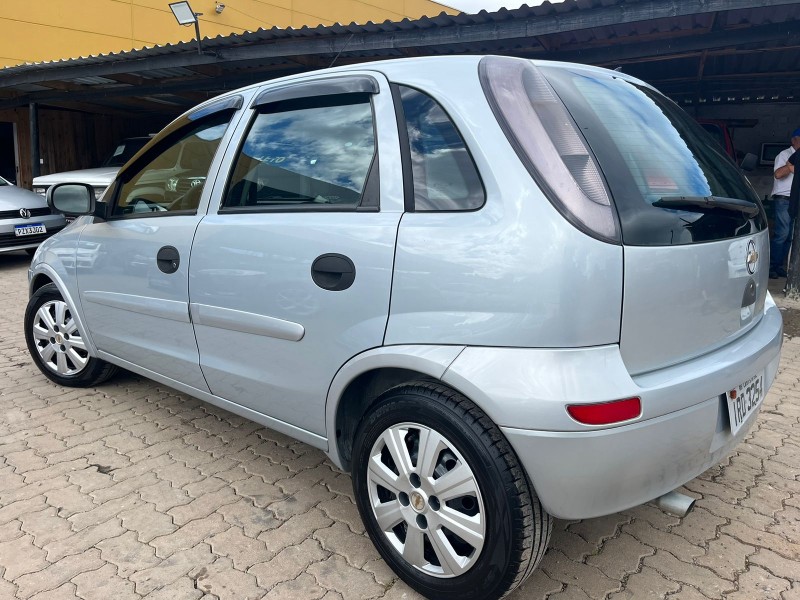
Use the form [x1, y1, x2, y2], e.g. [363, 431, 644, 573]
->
[352, 382, 551, 600]
[24, 283, 118, 387]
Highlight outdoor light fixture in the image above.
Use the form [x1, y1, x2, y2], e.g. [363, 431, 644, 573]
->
[215, 3, 226, 13]
[169, 1, 197, 25]
[169, 1, 204, 54]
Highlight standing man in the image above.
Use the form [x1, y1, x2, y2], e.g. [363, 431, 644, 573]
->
[770, 128, 800, 279]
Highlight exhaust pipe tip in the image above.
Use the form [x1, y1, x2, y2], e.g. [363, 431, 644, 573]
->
[653, 490, 696, 517]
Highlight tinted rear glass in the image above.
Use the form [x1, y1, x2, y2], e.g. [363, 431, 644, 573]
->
[540, 66, 765, 246]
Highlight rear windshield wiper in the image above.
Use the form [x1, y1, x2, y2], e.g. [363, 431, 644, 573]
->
[653, 196, 759, 217]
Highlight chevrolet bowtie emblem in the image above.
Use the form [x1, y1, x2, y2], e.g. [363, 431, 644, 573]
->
[746, 240, 758, 275]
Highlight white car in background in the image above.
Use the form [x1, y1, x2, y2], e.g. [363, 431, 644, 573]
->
[32, 136, 151, 200]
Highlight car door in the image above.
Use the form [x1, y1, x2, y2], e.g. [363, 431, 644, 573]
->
[189, 71, 404, 436]
[76, 96, 247, 390]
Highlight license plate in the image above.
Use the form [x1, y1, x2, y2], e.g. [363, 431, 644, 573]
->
[726, 372, 764, 435]
[14, 223, 46, 237]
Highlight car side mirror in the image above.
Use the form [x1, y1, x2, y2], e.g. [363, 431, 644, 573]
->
[47, 183, 96, 216]
[740, 152, 758, 172]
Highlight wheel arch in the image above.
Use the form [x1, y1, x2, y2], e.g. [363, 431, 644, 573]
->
[325, 345, 465, 471]
[30, 272, 54, 295]
[28, 264, 98, 357]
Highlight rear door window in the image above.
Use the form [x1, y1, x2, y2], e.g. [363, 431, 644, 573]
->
[222, 95, 376, 210]
[397, 86, 484, 211]
[540, 66, 765, 246]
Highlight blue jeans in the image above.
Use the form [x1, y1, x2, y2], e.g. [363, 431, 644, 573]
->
[770, 197, 792, 271]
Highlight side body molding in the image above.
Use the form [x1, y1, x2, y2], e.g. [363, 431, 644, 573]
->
[83, 291, 191, 323]
[190, 303, 305, 341]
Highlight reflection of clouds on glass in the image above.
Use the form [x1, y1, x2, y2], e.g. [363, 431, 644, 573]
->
[244, 103, 374, 193]
[573, 75, 711, 202]
[411, 149, 472, 207]
[195, 123, 229, 142]
[400, 87, 484, 211]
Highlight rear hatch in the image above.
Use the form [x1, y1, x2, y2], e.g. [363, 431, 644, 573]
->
[540, 64, 768, 374]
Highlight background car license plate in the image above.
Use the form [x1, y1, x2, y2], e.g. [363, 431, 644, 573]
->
[726, 372, 764, 435]
[14, 223, 46, 237]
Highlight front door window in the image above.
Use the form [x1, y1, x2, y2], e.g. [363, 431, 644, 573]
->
[112, 112, 232, 217]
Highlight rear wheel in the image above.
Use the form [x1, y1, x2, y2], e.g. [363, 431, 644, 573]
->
[352, 382, 551, 600]
[25, 283, 118, 387]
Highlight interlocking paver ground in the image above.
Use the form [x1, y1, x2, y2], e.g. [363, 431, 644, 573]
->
[0, 251, 798, 599]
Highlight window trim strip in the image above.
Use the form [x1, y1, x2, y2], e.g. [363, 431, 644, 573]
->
[253, 75, 379, 108]
[390, 83, 415, 213]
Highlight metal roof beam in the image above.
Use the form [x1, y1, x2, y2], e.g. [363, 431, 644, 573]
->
[545, 20, 800, 65]
[0, 67, 300, 110]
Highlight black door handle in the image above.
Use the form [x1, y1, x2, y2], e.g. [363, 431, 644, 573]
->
[311, 254, 356, 291]
[156, 246, 180, 274]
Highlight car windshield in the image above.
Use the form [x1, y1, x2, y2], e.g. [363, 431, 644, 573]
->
[103, 138, 150, 167]
[540, 66, 765, 246]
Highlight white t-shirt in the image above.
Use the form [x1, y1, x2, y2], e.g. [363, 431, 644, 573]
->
[772, 146, 795, 197]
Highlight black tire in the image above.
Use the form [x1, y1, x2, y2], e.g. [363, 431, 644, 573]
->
[24, 283, 118, 387]
[352, 381, 551, 600]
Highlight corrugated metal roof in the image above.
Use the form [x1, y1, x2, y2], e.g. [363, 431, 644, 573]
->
[68, 76, 117, 85]
[0, 0, 797, 108]
[5, 0, 791, 76]
[136, 67, 198, 79]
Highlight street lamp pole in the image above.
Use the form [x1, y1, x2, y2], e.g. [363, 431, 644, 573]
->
[193, 18, 202, 55]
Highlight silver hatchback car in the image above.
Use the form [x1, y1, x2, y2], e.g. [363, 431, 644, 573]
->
[26, 56, 782, 600]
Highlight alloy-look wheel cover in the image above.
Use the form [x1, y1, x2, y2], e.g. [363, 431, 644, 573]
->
[366, 421, 486, 578]
[31, 300, 89, 376]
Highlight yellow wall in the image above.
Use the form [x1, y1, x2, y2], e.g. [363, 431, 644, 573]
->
[0, 0, 455, 68]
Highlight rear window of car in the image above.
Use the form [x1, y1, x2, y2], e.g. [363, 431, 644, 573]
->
[540, 66, 766, 246]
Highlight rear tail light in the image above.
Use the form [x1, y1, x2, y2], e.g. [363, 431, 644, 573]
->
[567, 397, 641, 425]
[479, 56, 619, 243]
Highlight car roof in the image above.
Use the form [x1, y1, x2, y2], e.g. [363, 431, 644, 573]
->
[176, 55, 655, 126]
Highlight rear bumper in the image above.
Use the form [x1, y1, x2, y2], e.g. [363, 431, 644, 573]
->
[444, 300, 783, 519]
[503, 389, 767, 519]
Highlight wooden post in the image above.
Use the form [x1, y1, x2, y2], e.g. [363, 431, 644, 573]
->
[29, 102, 40, 179]
[786, 216, 800, 299]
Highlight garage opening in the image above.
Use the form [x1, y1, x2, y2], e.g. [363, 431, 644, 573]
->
[0, 122, 18, 183]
